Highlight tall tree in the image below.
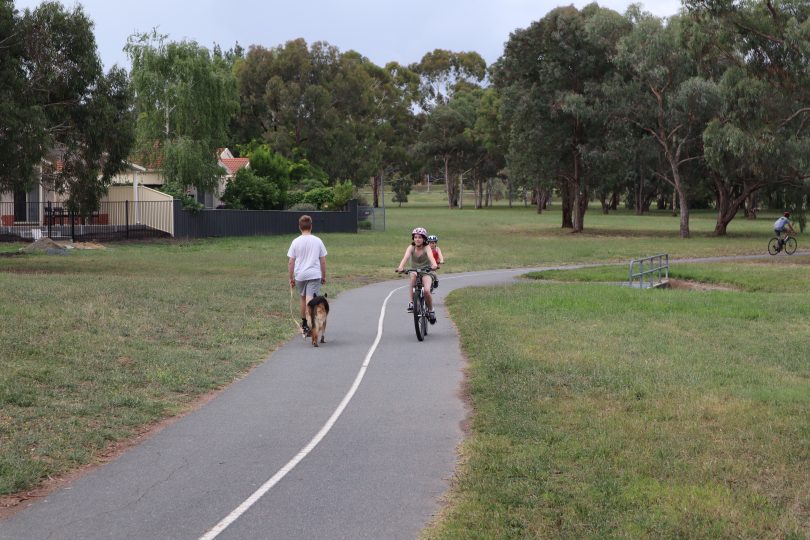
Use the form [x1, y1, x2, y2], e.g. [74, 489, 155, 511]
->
[612, 13, 720, 238]
[0, 0, 42, 193]
[125, 31, 238, 195]
[686, 0, 810, 231]
[410, 49, 487, 111]
[496, 4, 629, 231]
[2, 1, 135, 211]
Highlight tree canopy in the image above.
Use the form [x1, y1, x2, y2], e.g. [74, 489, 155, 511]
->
[0, 0, 135, 211]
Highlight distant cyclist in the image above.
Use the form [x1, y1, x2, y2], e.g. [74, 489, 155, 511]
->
[773, 211, 796, 250]
[427, 235, 445, 266]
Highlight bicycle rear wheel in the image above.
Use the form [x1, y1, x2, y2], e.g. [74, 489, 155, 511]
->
[768, 237, 780, 255]
[413, 288, 424, 341]
[785, 236, 797, 255]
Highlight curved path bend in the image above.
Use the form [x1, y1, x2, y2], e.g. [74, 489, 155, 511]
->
[2, 254, 802, 539]
[1, 268, 541, 540]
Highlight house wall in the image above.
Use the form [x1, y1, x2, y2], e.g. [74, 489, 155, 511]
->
[101, 185, 174, 235]
[110, 169, 164, 187]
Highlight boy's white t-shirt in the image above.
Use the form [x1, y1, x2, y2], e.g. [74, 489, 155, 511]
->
[287, 234, 327, 281]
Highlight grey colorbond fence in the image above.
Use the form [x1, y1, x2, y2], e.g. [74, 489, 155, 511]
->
[1, 199, 361, 242]
[172, 199, 359, 238]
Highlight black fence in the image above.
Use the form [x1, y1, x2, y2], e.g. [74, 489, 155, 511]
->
[0, 201, 173, 242]
[1, 199, 361, 242]
[172, 199, 359, 238]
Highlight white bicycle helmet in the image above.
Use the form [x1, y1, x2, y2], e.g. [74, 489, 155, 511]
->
[411, 227, 428, 240]
[427, 235, 438, 243]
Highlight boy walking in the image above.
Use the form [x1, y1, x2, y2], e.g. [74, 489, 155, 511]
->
[287, 215, 327, 336]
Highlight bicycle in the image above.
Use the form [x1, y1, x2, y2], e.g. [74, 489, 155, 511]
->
[768, 234, 797, 255]
[399, 267, 435, 342]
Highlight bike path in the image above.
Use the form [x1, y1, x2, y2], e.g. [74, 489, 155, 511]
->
[0, 268, 538, 540]
[3, 255, 803, 539]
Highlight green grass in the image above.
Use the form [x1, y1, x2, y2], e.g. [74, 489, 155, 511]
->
[426, 268, 809, 538]
[1, 194, 808, 537]
[529, 257, 810, 293]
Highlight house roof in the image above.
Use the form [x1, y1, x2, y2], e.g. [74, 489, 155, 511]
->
[220, 157, 250, 175]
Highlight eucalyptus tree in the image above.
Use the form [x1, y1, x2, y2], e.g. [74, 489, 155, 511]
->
[417, 101, 470, 208]
[126, 31, 239, 196]
[2, 1, 134, 211]
[496, 4, 629, 231]
[471, 88, 508, 207]
[0, 0, 41, 193]
[409, 49, 487, 111]
[612, 12, 721, 238]
[232, 39, 416, 201]
[686, 0, 810, 231]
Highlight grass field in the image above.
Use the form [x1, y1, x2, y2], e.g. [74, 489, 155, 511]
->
[1, 193, 808, 536]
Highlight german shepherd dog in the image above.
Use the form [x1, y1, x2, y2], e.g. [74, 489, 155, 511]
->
[307, 294, 329, 347]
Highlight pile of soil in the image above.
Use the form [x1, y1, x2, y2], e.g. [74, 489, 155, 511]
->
[20, 238, 106, 253]
[668, 278, 737, 291]
[22, 237, 66, 253]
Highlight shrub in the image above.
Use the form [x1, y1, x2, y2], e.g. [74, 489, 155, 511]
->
[303, 187, 334, 209]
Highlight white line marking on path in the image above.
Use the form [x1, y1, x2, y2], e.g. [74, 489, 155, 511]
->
[199, 287, 401, 540]
[199, 268, 540, 539]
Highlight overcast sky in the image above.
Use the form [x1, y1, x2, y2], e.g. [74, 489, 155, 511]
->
[13, 0, 683, 71]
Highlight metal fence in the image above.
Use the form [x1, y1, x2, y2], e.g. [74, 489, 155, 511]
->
[0, 201, 173, 242]
[357, 205, 385, 231]
[628, 253, 669, 289]
[1, 199, 372, 242]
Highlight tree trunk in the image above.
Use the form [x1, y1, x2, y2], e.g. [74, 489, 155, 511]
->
[574, 183, 588, 232]
[744, 192, 758, 219]
[610, 191, 620, 211]
[670, 167, 689, 238]
[560, 181, 574, 228]
[443, 157, 455, 209]
[714, 178, 761, 235]
[372, 174, 380, 208]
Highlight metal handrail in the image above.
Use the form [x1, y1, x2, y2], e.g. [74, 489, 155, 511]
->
[629, 253, 669, 289]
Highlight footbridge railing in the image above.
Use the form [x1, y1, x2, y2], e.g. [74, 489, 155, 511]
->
[628, 253, 669, 289]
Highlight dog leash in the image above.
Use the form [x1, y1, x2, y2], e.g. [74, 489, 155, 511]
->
[289, 283, 305, 336]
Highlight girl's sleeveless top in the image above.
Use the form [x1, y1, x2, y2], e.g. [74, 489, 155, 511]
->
[409, 247, 429, 269]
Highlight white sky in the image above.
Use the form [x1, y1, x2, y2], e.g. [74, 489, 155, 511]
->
[13, 0, 683, 71]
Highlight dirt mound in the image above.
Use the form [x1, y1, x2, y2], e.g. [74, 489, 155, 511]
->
[71, 242, 106, 250]
[22, 237, 66, 253]
[668, 278, 737, 291]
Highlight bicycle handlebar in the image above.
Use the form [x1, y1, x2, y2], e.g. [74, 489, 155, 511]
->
[397, 267, 435, 274]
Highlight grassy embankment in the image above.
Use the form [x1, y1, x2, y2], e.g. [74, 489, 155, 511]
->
[1, 190, 807, 537]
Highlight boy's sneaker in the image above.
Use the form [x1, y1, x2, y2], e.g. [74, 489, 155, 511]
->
[428, 310, 437, 324]
[407, 302, 414, 313]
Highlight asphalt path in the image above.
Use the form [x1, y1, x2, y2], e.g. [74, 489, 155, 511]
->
[0, 267, 540, 540]
[3, 253, 803, 539]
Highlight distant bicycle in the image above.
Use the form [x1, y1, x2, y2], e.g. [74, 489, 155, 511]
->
[768, 235, 797, 255]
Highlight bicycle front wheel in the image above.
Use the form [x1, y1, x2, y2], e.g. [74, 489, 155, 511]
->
[420, 300, 428, 338]
[785, 236, 797, 255]
[768, 237, 780, 255]
[413, 289, 425, 341]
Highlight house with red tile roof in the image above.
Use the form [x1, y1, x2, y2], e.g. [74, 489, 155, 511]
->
[0, 148, 247, 232]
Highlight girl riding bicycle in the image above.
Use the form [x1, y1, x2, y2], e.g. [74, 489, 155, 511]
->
[396, 227, 438, 322]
